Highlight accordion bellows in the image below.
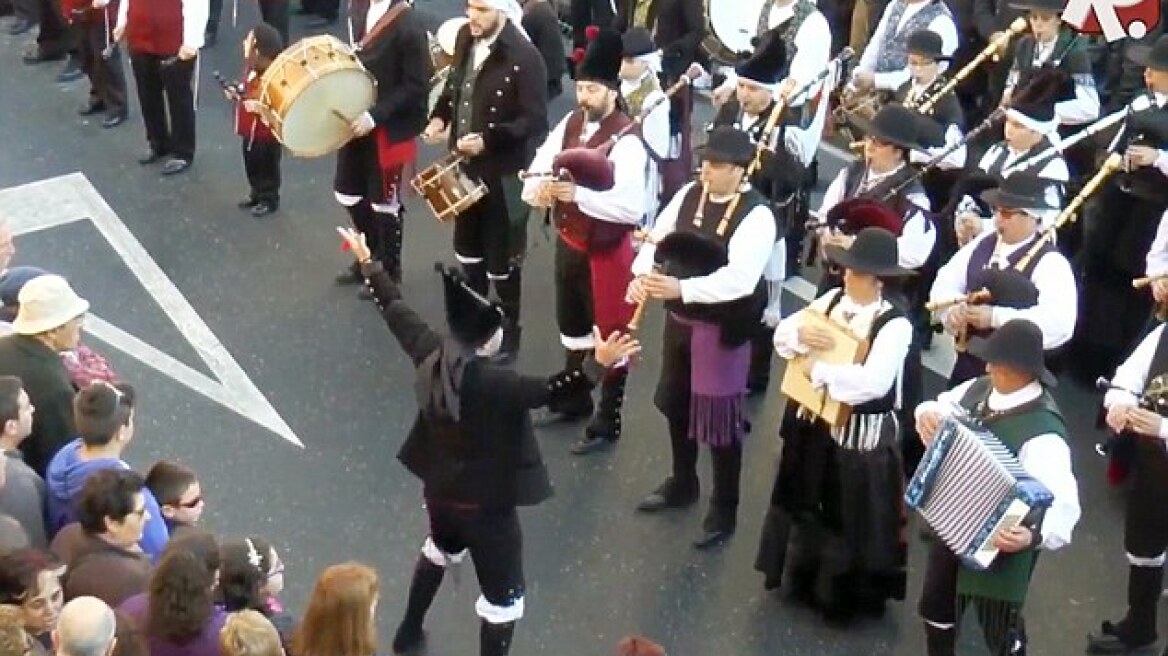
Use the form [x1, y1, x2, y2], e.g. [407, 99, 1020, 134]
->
[906, 415, 1054, 570]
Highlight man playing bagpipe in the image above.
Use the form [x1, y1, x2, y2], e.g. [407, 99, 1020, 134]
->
[334, 228, 639, 656]
[522, 27, 649, 456]
[707, 35, 803, 395]
[1073, 34, 1168, 385]
[627, 126, 775, 550]
[914, 319, 1080, 656]
[756, 227, 914, 623]
[1088, 321, 1168, 654]
[930, 173, 1077, 388]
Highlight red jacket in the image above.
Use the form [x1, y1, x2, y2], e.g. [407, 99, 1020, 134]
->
[60, 0, 117, 25]
[126, 0, 182, 56]
[236, 74, 277, 142]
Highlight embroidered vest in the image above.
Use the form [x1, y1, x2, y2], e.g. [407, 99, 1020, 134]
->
[554, 109, 635, 253]
[875, 0, 950, 73]
[624, 73, 662, 118]
[758, 0, 816, 65]
[956, 377, 1067, 603]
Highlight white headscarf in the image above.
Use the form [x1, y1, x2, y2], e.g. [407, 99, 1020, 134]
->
[479, 0, 531, 40]
[634, 50, 662, 75]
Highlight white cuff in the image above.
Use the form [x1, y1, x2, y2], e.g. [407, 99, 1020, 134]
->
[475, 594, 525, 623]
[421, 537, 467, 567]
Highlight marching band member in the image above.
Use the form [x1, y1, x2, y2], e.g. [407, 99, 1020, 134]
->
[757, 227, 914, 623]
[67, 0, 128, 129]
[336, 229, 638, 656]
[617, 27, 669, 228]
[226, 24, 284, 218]
[424, 0, 549, 365]
[915, 319, 1080, 656]
[707, 36, 801, 394]
[896, 30, 965, 210]
[1074, 35, 1168, 383]
[331, 0, 430, 292]
[930, 173, 1077, 387]
[851, 0, 957, 98]
[522, 28, 649, 456]
[1087, 320, 1168, 654]
[952, 71, 1072, 247]
[627, 127, 775, 550]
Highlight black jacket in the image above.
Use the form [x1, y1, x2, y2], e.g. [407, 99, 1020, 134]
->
[613, 0, 705, 81]
[432, 21, 549, 179]
[351, 0, 431, 141]
[522, 0, 567, 99]
[361, 262, 602, 508]
[0, 335, 75, 475]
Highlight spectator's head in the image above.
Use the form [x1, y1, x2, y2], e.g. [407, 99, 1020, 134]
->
[0, 548, 64, 638]
[12, 275, 89, 352]
[614, 636, 667, 656]
[0, 604, 35, 656]
[0, 267, 48, 324]
[74, 382, 136, 451]
[75, 469, 149, 547]
[0, 376, 33, 450]
[52, 596, 117, 656]
[292, 562, 378, 656]
[219, 609, 284, 656]
[144, 461, 203, 528]
[219, 537, 280, 613]
[163, 531, 220, 578]
[146, 544, 217, 645]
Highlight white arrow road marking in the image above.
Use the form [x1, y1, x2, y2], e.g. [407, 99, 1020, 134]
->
[0, 173, 303, 448]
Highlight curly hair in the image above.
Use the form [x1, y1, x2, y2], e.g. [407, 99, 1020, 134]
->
[145, 549, 215, 645]
[291, 562, 379, 656]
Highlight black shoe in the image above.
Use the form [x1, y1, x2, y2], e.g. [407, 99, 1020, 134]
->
[306, 15, 335, 27]
[56, 57, 83, 82]
[391, 625, 425, 654]
[693, 504, 736, 550]
[78, 100, 105, 115]
[1086, 622, 1157, 654]
[101, 112, 126, 128]
[636, 477, 699, 512]
[22, 48, 65, 64]
[161, 158, 191, 175]
[569, 435, 615, 456]
[238, 197, 258, 209]
[693, 526, 734, 550]
[7, 18, 33, 35]
[336, 262, 362, 285]
[251, 201, 277, 217]
[138, 151, 166, 165]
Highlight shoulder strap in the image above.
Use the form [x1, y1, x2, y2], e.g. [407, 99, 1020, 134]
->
[866, 301, 904, 342]
[359, 2, 410, 50]
[823, 288, 847, 316]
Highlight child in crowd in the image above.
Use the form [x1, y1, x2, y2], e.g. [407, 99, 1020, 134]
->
[226, 24, 285, 218]
[219, 537, 292, 645]
[220, 610, 284, 656]
[145, 460, 205, 539]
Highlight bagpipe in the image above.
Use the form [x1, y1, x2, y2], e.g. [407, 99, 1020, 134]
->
[1095, 374, 1168, 485]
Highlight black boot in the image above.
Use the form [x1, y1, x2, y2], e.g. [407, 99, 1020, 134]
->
[637, 418, 700, 512]
[338, 202, 374, 285]
[461, 261, 489, 297]
[693, 443, 741, 549]
[480, 620, 516, 656]
[1087, 565, 1162, 653]
[534, 349, 594, 425]
[571, 368, 626, 455]
[376, 208, 404, 284]
[392, 558, 445, 654]
[491, 268, 522, 365]
[925, 624, 957, 656]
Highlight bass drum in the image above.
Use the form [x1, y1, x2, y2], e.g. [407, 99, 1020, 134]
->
[702, 0, 770, 65]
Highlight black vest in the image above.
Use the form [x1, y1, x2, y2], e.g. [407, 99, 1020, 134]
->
[963, 234, 1052, 342]
[842, 160, 925, 223]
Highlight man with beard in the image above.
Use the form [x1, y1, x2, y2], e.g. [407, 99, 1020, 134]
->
[424, 0, 549, 365]
[522, 27, 649, 456]
[331, 0, 429, 293]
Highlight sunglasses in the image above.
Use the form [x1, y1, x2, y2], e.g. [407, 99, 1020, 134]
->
[174, 495, 203, 509]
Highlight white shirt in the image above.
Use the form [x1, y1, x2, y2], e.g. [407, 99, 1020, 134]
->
[472, 26, 502, 70]
[1004, 36, 1100, 127]
[1105, 325, 1168, 439]
[774, 291, 913, 405]
[719, 3, 832, 109]
[857, 4, 958, 91]
[116, 0, 208, 51]
[914, 379, 1081, 551]
[818, 165, 936, 269]
[929, 230, 1078, 349]
[521, 112, 649, 226]
[632, 181, 777, 304]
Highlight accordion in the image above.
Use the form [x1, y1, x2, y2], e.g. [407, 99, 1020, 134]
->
[905, 415, 1054, 570]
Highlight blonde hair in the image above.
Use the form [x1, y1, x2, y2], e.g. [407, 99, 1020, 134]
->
[0, 604, 29, 655]
[219, 610, 283, 656]
[291, 563, 379, 656]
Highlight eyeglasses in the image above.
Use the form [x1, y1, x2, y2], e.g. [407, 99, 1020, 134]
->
[177, 495, 203, 509]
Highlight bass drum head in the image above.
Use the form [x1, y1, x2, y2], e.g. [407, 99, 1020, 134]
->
[280, 68, 375, 157]
[704, 0, 768, 64]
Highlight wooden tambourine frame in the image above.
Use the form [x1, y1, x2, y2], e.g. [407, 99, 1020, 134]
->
[779, 310, 870, 427]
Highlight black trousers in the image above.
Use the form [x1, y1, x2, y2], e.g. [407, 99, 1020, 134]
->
[427, 502, 525, 612]
[454, 176, 522, 278]
[35, 0, 74, 56]
[554, 239, 594, 341]
[301, 0, 337, 19]
[919, 541, 1027, 655]
[77, 22, 127, 115]
[129, 51, 197, 161]
[243, 138, 281, 204]
[334, 134, 398, 203]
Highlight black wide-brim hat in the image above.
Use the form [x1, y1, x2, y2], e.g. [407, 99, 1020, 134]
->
[851, 104, 928, 151]
[968, 319, 1057, 387]
[1009, 0, 1064, 13]
[1130, 34, 1168, 71]
[621, 27, 655, 58]
[823, 227, 915, 277]
[980, 172, 1058, 211]
[907, 29, 948, 61]
[696, 126, 755, 167]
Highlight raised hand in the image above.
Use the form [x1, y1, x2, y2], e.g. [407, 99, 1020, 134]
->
[593, 327, 641, 367]
[336, 227, 372, 263]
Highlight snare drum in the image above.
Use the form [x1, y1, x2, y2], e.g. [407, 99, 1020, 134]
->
[702, 0, 768, 64]
[410, 154, 487, 222]
[259, 35, 376, 157]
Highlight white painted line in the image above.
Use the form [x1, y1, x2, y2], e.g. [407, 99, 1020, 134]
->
[0, 173, 303, 448]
